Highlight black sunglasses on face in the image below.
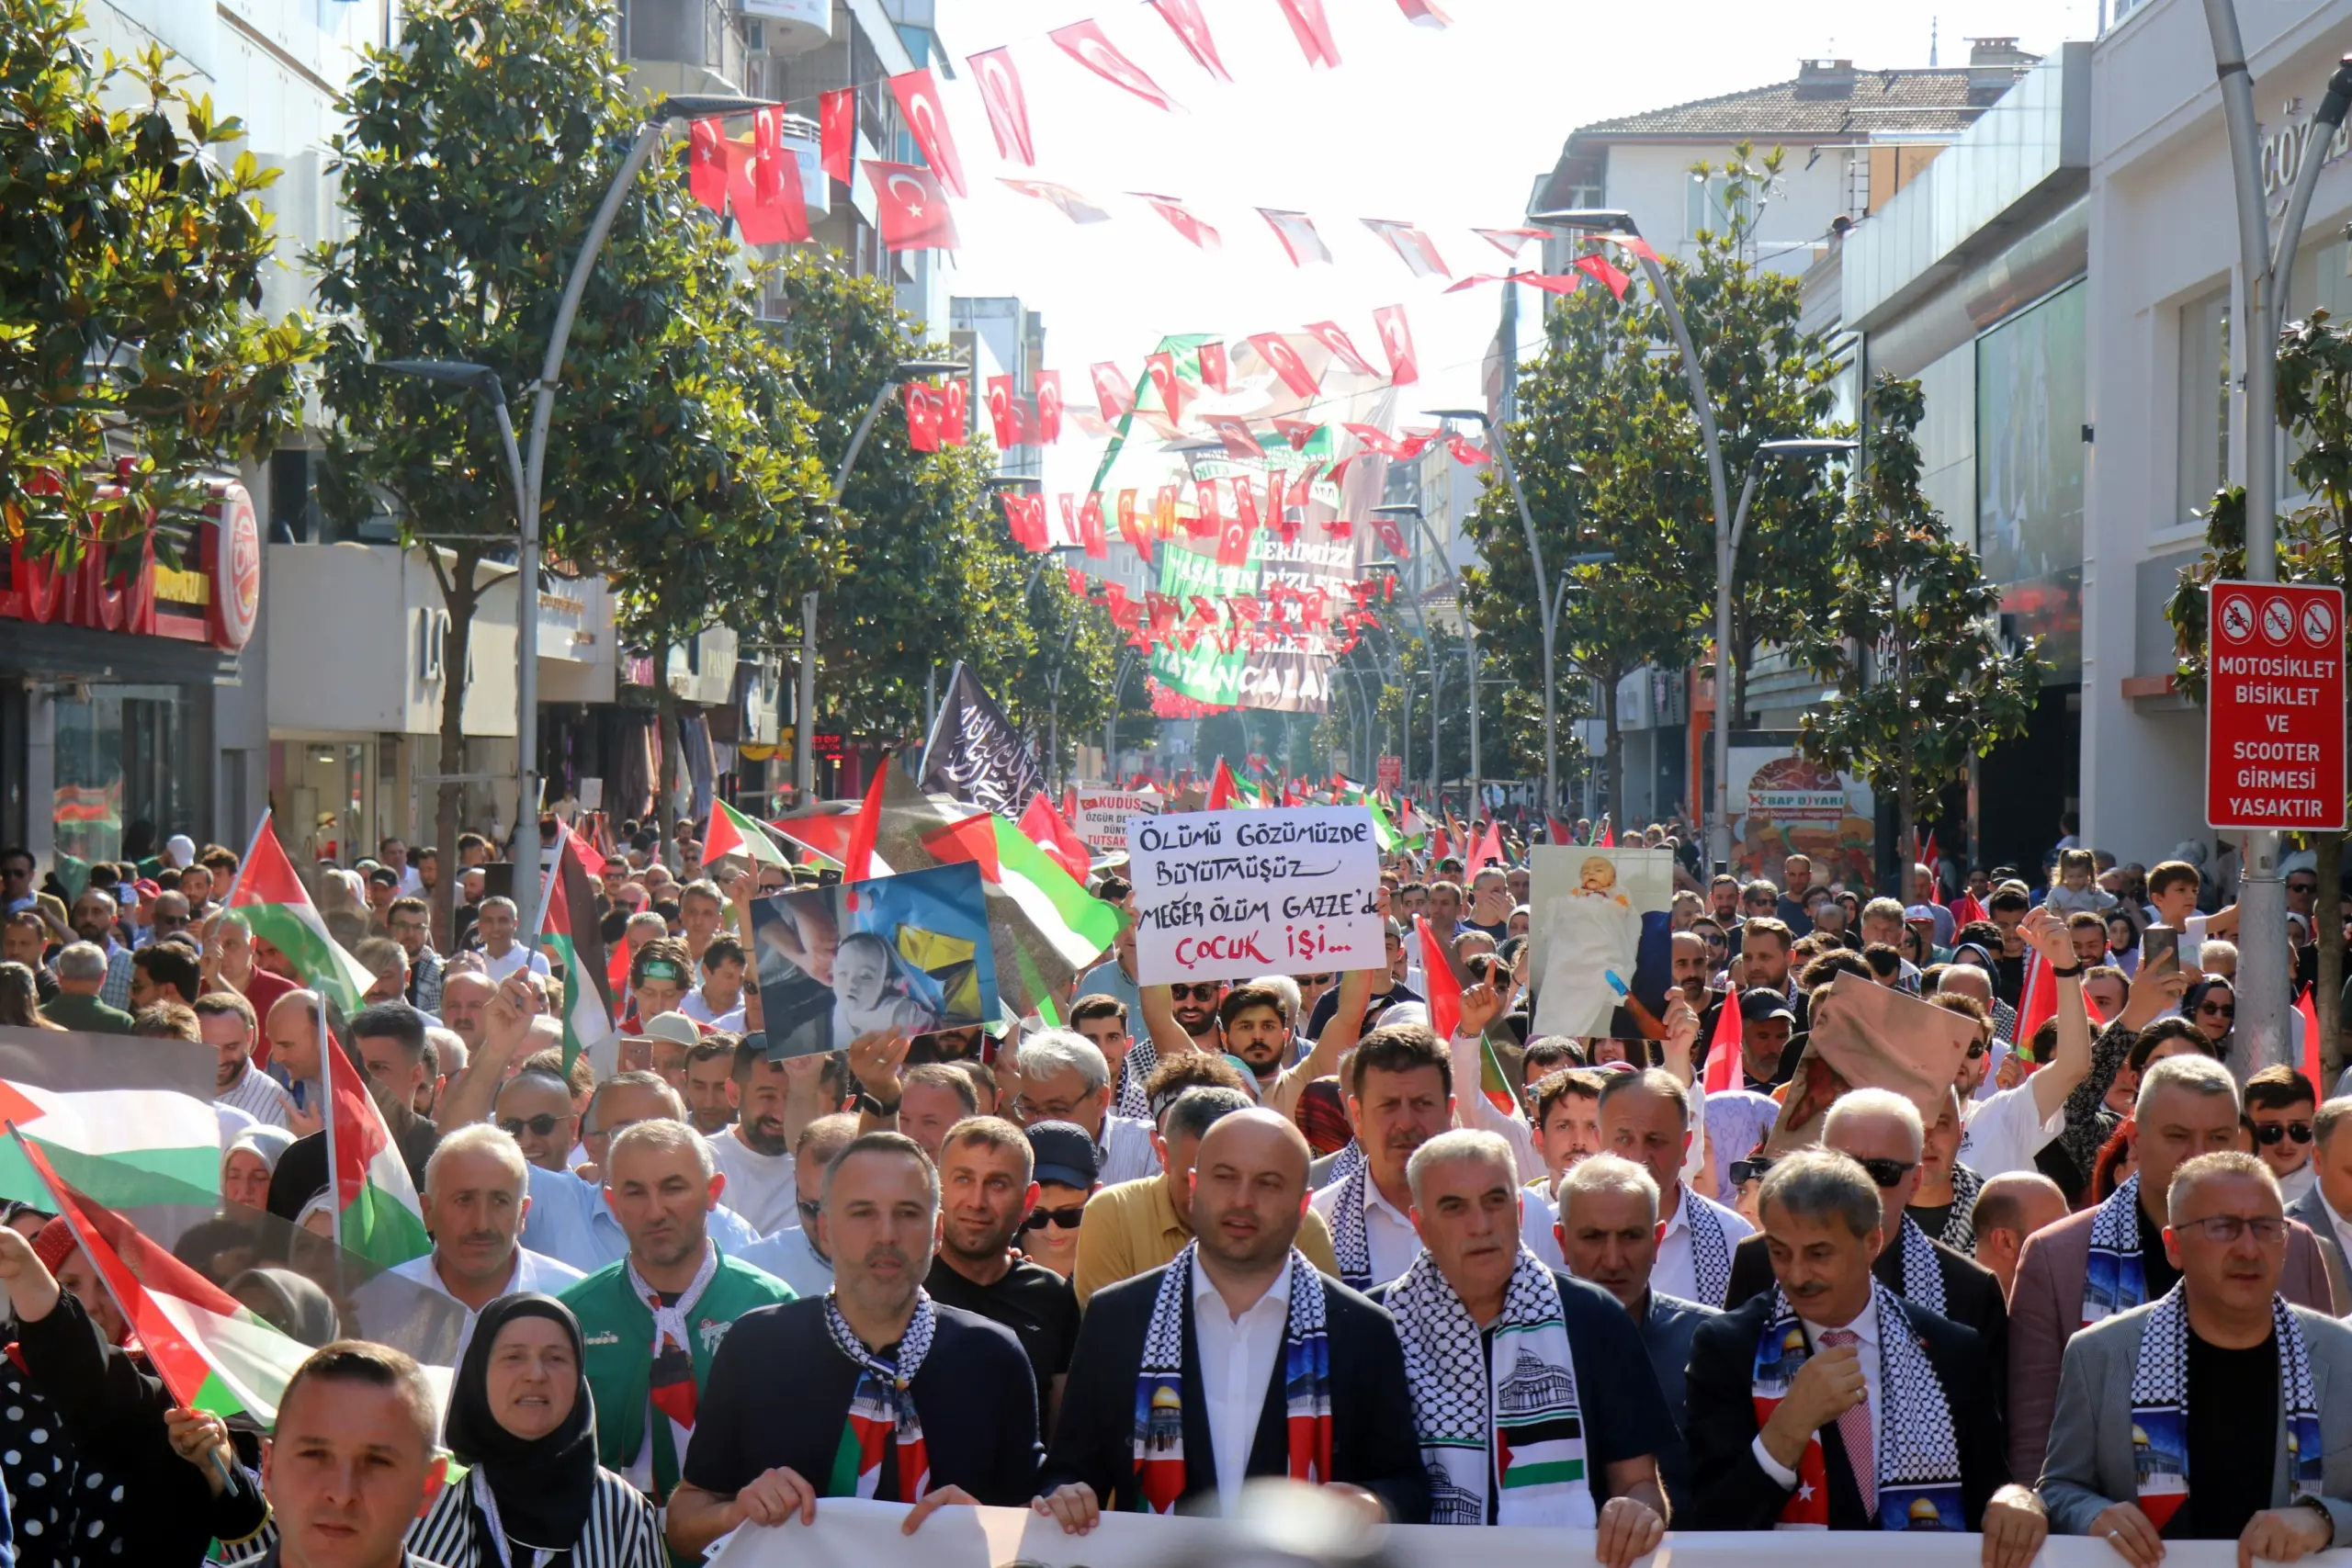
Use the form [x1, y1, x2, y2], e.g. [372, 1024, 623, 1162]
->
[2199, 1002, 2235, 1020]
[797, 1196, 823, 1224]
[1021, 1206, 1086, 1231]
[1170, 984, 1221, 1001]
[498, 1113, 568, 1138]
[2255, 1121, 2315, 1145]
[1730, 1157, 1776, 1186]
[1855, 1156, 1917, 1189]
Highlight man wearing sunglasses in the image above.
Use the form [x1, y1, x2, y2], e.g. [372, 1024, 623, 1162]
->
[1017, 1121, 1101, 1282]
[2248, 1066, 2321, 1206]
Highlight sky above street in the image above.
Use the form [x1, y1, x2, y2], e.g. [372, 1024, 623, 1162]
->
[935, 0, 2091, 494]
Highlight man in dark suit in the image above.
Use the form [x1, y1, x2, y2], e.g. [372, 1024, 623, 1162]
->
[1685, 1148, 2047, 1560]
[1724, 1088, 2008, 1385]
[1033, 1108, 1428, 1529]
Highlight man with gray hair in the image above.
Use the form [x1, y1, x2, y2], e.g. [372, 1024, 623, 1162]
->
[1556, 1153, 1714, 1516]
[472, 893, 548, 983]
[560, 1117, 796, 1508]
[1370, 1129, 1671, 1555]
[1859, 897, 1922, 989]
[1012, 1029, 1156, 1185]
[39, 940, 132, 1033]
[2008, 1053, 2338, 1485]
[1724, 1088, 2009, 1378]
[1684, 1149, 2043, 1547]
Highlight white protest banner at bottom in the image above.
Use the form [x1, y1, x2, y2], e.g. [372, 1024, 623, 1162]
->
[709, 1497, 2313, 1568]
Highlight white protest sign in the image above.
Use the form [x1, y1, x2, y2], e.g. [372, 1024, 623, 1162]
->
[1073, 786, 1159, 852]
[1125, 807, 1381, 983]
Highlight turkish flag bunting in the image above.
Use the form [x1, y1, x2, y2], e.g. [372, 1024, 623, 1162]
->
[997, 177, 1112, 223]
[984, 375, 1018, 447]
[1230, 593, 1263, 621]
[1395, 0, 1452, 24]
[1153, 485, 1180, 538]
[1188, 595, 1219, 626]
[1066, 568, 1088, 597]
[820, 88, 854, 184]
[1216, 495, 1253, 568]
[938, 378, 968, 446]
[1445, 435, 1488, 466]
[687, 118, 728, 214]
[1001, 492, 1043, 551]
[1572, 253, 1633, 299]
[1343, 423, 1433, 460]
[1058, 493, 1079, 547]
[1303, 320, 1380, 377]
[1080, 492, 1108, 558]
[1326, 454, 1358, 492]
[1009, 397, 1042, 446]
[1445, 271, 1584, 296]
[1259, 209, 1333, 266]
[1373, 304, 1419, 384]
[1595, 231, 1664, 265]
[1274, 417, 1322, 449]
[1036, 370, 1064, 443]
[1231, 474, 1259, 533]
[1116, 491, 1148, 559]
[1193, 481, 1221, 539]
[1091, 361, 1136, 421]
[1148, 0, 1232, 80]
[1471, 226, 1547, 257]
[1204, 415, 1262, 459]
[1143, 352, 1193, 425]
[1197, 341, 1230, 394]
[730, 112, 809, 245]
[1372, 516, 1407, 558]
[888, 69, 967, 197]
[967, 48, 1035, 166]
[902, 384, 941, 452]
[1248, 333, 1320, 399]
[1287, 461, 1324, 510]
[1133, 192, 1220, 250]
[1052, 20, 1182, 112]
[1273, 0, 1341, 68]
[1361, 218, 1451, 278]
[865, 161, 958, 251]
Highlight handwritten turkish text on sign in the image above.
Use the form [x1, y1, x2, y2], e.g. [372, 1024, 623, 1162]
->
[2205, 580, 2346, 831]
[1073, 789, 1159, 852]
[1126, 807, 1382, 983]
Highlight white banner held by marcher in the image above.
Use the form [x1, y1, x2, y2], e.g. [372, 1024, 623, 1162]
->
[708, 1497, 2324, 1568]
[1075, 786, 1160, 852]
[1125, 807, 1380, 984]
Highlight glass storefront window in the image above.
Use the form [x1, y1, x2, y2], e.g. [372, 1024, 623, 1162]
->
[51, 684, 186, 868]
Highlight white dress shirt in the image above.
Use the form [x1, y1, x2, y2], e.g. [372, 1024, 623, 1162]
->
[680, 988, 746, 1032]
[735, 1224, 833, 1296]
[2279, 1161, 2318, 1206]
[481, 943, 550, 983]
[1190, 1250, 1293, 1515]
[1098, 1114, 1159, 1187]
[1750, 1291, 1883, 1493]
[1309, 1168, 1419, 1287]
[376, 1245, 584, 1364]
[1649, 1181, 1754, 1305]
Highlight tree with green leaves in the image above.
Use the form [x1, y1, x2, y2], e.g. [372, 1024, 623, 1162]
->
[311, 0, 830, 918]
[1, 0, 313, 557]
[1794, 373, 2045, 872]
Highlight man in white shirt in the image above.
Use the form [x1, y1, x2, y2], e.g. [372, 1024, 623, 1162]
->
[1935, 908, 2091, 1178]
[735, 1111, 858, 1295]
[678, 935, 748, 1032]
[355, 1122, 582, 1364]
[473, 896, 549, 983]
[1599, 1067, 1752, 1307]
[197, 989, 293, 1128]
[1012, 1031, 1156, 1186]
[707, 1040, 802, 1235]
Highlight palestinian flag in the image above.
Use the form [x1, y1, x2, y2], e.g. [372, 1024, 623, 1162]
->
[1020, 793, 1091, 885]
[0, 1079, 222, 1209]
[536, 828, 618, 1075]
[1207, 759, 1244, 810]
[705, 798, 788, 867]
[16, 1135, 310, 1424]
[322, 1038, 429, 1268]
[924, 810, 1120, 973]
[225, 811, 373, 1012]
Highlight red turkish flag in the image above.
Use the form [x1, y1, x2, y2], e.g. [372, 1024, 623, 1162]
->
[1597, 232, 1664, 266]
[865, 161, 958, 251]
[999, 492, 1036, 550]
[888, 69, 967, 198]
[687, 118, 728, 214]
[1091, 362, 1136, 421]
[1248, 333, 1320, 399]
[996, 178, 1112, 224]
[1035, 370, 1064, 444]
[1471, 226, 1547, 257]
[1193, 480, 1221, 539]
[820, 88, 854, 184]
[1010, 397, 1042, 446]
[1080, 493, 1108, 558]
[1258, 209, 1332, 266]
[1133, 192, 1220, 251]
[1216, 493, 1254, 569]
[1153, 486, 1181, 537]
[1116, 490, 1147, 557]
[1445, 435, 1488, 466]
[1573, 253, 1633, 299]
[1143, 352, 1192, 425]
[734, 107, 809, 245]
[1360, 218, 1451, 278]
[1303, 321, 1379, 377]
[1326, 455, 1358, 492]
[984, 375, 1018, 446]
[1395, 0, 1451, 23]
[1066, 568, 1089, 598]
[1231, 476, 1260, 536]
[1343, 423, 1434, 460]
[1051, 19, 1182, 112]
[902, 383, 941, 452]
[938, 378, 968, 446]
[967, 48, 1035, 166]
[1198, 341, 1229, 394]
[1373, 304, 1419, 384]
[1274, 0, 1341, 68]
[1148, 0, 1231, 80]
[1057, 493, 1080, 547]
[1273, 417, 1322, 449]
[1287, 460, 1325, 510]
[1204, 415, 1262, 459]
[1372, 516, 1407, 558]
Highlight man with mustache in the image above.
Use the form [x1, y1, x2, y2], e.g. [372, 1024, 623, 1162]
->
[708, 1040, 811, 1235]
[666, 1133, 1042, 1556]
[563, 1120, 796, 1512]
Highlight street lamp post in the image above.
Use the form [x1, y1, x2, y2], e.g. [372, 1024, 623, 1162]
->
[2197, 17, 2352, 1066]
[1105, 649, 1138, 782]
[1369, 550, 1446, 804]
[1375, 502, 1483, 816]
[797, 355, 971, 806]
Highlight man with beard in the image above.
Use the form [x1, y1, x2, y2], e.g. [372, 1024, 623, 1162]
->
[665, 1134, 1041, 1555]
[1670, 931, 1713, 1012]
[435, 967, 495, 1062]
[563, 1121, 796, 1511]
[198, 988, 294, 1127]
[66, 888, 133, 1007]
[1310, 1024, 1474, 1292]
[739, 1112, 859, 1296]
[925, 1117, 1081, 1432]
[709, 1040, 803, 1235]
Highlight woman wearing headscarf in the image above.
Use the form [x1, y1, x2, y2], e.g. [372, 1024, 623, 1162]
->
[220, 1124, 297, 1214]
[224, 1266, 341, 1348]
[410, 1293, 662, 1568]
[0, 1214, 268, 1564]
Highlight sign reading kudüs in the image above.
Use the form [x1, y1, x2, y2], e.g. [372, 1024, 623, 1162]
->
[2206, 579, 2345, 831]
[1125, 807, 1382, 983]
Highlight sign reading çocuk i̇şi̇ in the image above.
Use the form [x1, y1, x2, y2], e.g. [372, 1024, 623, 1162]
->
[1125, 807, 1382, 984]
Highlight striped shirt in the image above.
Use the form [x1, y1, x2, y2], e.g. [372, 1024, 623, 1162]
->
[217, 1062, 295, 1128]
[408, 1466, 664, 1568]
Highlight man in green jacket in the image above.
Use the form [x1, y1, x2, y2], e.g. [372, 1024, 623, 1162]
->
[560, 1118, 792, 1512]
[40, 941, 132, 1034]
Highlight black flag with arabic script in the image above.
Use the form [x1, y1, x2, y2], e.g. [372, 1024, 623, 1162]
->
[918, 661, 1046, 819]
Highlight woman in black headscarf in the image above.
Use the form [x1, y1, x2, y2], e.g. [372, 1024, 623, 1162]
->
[409, 1293, 662, 1568]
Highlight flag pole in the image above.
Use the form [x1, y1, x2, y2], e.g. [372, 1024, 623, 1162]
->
[532, 824, 566, 939]
[315, 997, 345, 1303]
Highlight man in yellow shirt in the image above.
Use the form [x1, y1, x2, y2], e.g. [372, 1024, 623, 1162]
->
[1073, 1085, 1340, 1304]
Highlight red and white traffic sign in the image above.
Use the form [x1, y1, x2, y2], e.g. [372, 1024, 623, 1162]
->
[2206, 579, 2345, 831]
